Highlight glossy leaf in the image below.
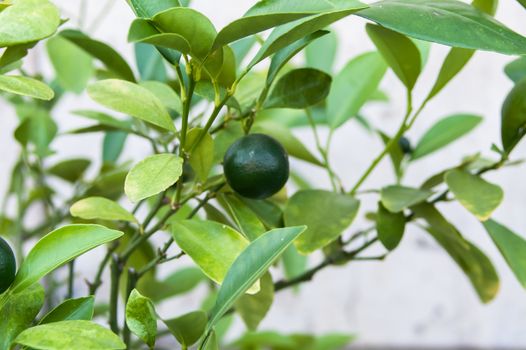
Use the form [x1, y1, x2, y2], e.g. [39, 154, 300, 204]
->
[10, 224, 123, 293]
[126, 289, 157, 348]
[305, 30, 338, 73]
[218, 194, 266, 241]
[504, 57, 526, 83]
[236, 272, 274, 330]
[413, 203, 499, 303]
[0, 284, 44, 350]
[60, 30, 135, 82]
[103, 131, 127, 164]
[134, 43, 167, 81]
[128, 19, 191, 54]
[124, 154, 183, 203]
[501, 78, 526, 153]
[412, 114, 482, 160]
[267, 30, 329, 85]
[366, 24, 421, 90]
[207, 226, 306, 331]
[14, 320, 125, 349]
[445, 170, 503, 221]
[14, 108, 57, 157]
[377, 202, 406, 250]
[213, 0, 342, 49]
[284, 190, 360, 254]
[264, 68, 332, 109]
[128, 0, 182, 17]
[0, 43, 35, 68]
[252, 122, 322, 166]
[0, 75, 54, 100]
[249, 2, 367, 67]
[39, 297, 94, 324]
[70, 197, 137, 223]
[357, 0, 526, 55]
[0, 0, 60, 47]
[48, 158, 91, 183]
[483, 219, 526, 289]
[152, 7, 216, 60]
[169, 220, 250, 287]
[164, 311, 207, 348]
[73, 110, 133, 133]
[139, 81, 182, 114]
[88, 79, 175, 132]
[380, 185, 433, 213]
[186, 128, 214, 182]
[282, 245, 308, 281]
[327, 51, 387, 128]
[46, 35, 93, 93]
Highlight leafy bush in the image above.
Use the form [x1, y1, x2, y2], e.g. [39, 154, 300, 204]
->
[1, 0, 526, 349]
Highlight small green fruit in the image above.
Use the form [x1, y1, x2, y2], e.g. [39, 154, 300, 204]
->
[0, 236, 16, 294]
[398, 136, 412, 155]
[223, 133, 289, 199]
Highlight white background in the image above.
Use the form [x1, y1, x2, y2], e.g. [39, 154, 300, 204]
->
[1, 0, 526, 348]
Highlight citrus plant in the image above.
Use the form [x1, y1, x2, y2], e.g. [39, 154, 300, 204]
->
[1, 0, 526, 349]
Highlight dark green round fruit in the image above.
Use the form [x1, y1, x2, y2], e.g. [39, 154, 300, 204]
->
[223, 133, 289, 199]
[0, 237, 16, 294]
[398, 136, 412, 155]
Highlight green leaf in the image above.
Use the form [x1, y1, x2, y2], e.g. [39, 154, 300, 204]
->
[0, 42, 35, 69]
[73, 110, 133, 132]
[264, 68, 331, 109]
[186, 128, 215, 182]
[88, 79, 175, 132]
[207, 226, 306, 332]
[252, 121, 322, 166]
[126, 289, 157, 348]
[0, 75, 54, 100]
[501, 78, 526, 153]
[128, 19, 191, 54]
[236, 272, 274, 330]
[70, 197, 137, 223]
[249, 2, 367, 68]
[139, 80, 182, 114]
[376, 202, 406, 250]
[128, 0, 182, 17]
[413, 203, 499, 303]
[238, 197, 283, 230]
[379, 132, 404, 180]
[10, 224, 123, 294]
[134, 43, 167, 81]
[218, 194, 266, 241]
[0, 284, 44, 350]
[380, 185, 433, 213]
[505, 57, 526, 83]
[284, 190, 360, 254]
[60, 30, 135, 82]
[169, 220, 250, 287]
[483, 219, 526, 289]
[517, 0, 526, 9]
[282, 244, 308, 283]
[14, 320, 125, 350]
[305, 30, 338, 73]
[152, 8, 216, 60]
[144, 267, 206, 302]
[357, 0, 526, 55]
[124, 154, 183, 203]
[39, 297, 94, 324]
[366, 24, 421, 90]
[267, 30, 329, 86]
[103, 131, 128, 164]
[14, 108, 57, 157]
[412, 114, 483, 160]
[164, 311, 207, 348]
[46, 35, 93, 93]
[48, 158, 91, 183]
[445, 169, 503, 221]
[0, 0, 60, 47]
[327, 51, 387, 128]
[212, 0, 341, 49]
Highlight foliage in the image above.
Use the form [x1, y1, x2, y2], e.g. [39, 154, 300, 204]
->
[1, 0, 526, 348]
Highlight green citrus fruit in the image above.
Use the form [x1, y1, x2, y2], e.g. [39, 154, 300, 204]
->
[0, 236, 16, 294]
[223, 133, 289, 199]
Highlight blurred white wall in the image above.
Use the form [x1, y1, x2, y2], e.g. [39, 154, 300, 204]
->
[1, 0, 526, 348]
